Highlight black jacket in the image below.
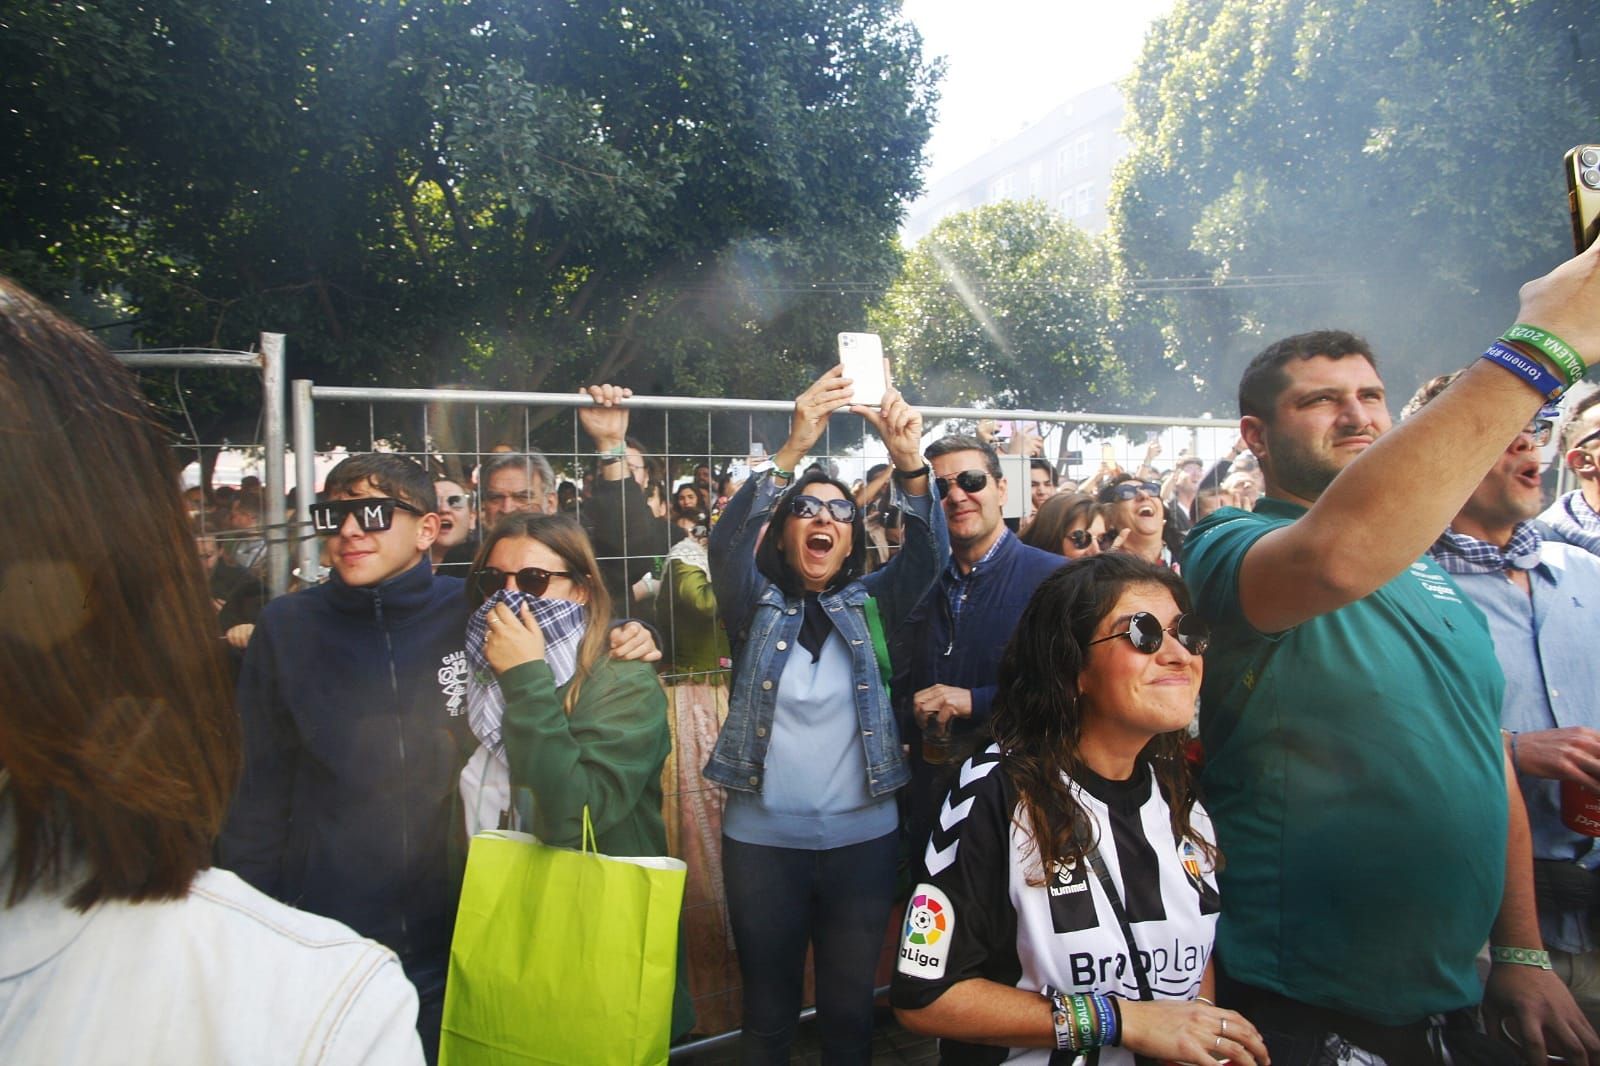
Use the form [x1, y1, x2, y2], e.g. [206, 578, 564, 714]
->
[218, 557, 475, 969]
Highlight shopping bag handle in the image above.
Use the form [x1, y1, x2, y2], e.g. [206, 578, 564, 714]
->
[582, 805, 597, 854]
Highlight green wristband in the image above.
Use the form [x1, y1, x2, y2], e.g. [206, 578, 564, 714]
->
[1503, 324, 1587, 388]
[769, 464, 793, 481]
[1490, 945, 1553, 970]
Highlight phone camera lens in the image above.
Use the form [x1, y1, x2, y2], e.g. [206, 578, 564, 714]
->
[1584, 166, 1600, 190]
[1582, 148, 1600, 168]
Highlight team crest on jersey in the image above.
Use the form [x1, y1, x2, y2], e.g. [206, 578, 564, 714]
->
[1180, 839, 1203, 880]
[898, 884, 954, 979]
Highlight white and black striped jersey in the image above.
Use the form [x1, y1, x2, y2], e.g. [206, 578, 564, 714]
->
[890, 744, 1221, 1066]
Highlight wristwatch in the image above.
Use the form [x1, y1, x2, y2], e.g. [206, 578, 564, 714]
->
[892, 463, 929, 481]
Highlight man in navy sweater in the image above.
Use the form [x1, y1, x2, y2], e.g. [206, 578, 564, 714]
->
[890, 434, 1066, 855]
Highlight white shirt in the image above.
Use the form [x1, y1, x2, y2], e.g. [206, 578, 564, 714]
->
[0, 863, 424, 1066]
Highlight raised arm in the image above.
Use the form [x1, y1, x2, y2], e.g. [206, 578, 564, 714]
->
[1235, 244, 1600, 632]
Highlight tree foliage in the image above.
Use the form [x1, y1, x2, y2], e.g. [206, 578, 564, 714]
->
[1108, 0, 1600, 410]
[870, 200, 1138, 412]
[1, 0, 939, 447]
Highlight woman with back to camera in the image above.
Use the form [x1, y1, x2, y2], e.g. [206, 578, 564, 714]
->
[463, 510, 693, 1039]
[707, 364, 948, 1064]
[0, 276, 423, 1064]
[891, 554, 1268, 1066]
[1020, 492, 1114, 561]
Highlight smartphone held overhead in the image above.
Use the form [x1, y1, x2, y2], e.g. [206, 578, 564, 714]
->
[1566, 145, 1600, 254]
[837, 332, 889, 408]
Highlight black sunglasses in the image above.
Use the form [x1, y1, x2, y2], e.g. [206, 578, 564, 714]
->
[790, 495, 856, 522]
[1065, 529, 1119, 550]
[1087, 612, 1210, 656]
[310, 497, 424, 534]
[472, 565, 572, 601]
[438, 494, 469, 510]
[934, 469, 990, 499]
[1109, 481, 1162, 501]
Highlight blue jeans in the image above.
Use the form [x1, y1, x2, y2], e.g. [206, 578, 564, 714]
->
[722, 833, 898, 1066]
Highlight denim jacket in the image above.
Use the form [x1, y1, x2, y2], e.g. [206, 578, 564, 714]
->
[705, 470, 947, 797]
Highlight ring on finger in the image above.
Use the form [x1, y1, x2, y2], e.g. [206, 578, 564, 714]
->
[1214, 1034, 1223, 1051]
[1221, 1019, 1228, 1035]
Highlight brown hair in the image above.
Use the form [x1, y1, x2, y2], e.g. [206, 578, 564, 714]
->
[468, 513, 614, 714]
[0, 276, 240, 909]
[1020, 492, 1097, 555]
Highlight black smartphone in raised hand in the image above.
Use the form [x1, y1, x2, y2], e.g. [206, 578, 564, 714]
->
[1565, 145, 1600, 253]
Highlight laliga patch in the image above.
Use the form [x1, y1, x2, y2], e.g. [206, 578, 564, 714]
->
[898, 884, 954, 979]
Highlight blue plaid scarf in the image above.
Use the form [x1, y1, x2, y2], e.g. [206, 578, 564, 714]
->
[1430, 522, 1543, 576]
[465, 589, 587, 759]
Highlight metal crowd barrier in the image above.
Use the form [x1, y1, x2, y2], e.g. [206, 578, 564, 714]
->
[115, 334, 290, 597]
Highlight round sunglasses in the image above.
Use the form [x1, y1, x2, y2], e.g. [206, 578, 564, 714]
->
[790, 495, 856, 522]
[1087, 611, 1210, 656]
[472, 565, 572, 601]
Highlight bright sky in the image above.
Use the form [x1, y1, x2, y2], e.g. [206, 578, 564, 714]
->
[902, 0, 1178, 184]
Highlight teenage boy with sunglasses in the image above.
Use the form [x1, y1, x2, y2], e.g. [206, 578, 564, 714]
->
[1182, 242, 1600, 1066]
[891, 434, 1066, 859]
[1540, 390, 1600, 557]
[221, 454, 469, 1062]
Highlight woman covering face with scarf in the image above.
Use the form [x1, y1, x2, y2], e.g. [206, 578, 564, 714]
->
[463, 512, 692, 1039]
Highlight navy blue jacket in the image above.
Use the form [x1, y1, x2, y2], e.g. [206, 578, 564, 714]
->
[890, 530, 1065, 839]
[218, 557, 475, 970]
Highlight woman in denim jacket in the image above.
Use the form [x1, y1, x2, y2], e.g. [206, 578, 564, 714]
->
[706, 365, 947, 1064]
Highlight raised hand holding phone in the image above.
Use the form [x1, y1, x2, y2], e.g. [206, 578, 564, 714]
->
[1566, 145, 1600, 254]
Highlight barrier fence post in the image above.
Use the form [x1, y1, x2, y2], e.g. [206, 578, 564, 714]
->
[261, 333, 289, 598]
[292, 379, 318, 584]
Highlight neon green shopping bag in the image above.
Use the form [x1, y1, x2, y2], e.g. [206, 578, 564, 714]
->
[439, 810, 687, 1066]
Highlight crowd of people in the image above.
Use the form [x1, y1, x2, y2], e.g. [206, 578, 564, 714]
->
[5, 239, 1600, 1066]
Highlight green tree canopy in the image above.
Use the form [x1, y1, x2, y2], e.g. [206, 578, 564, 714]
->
[1109, 0, 1600, 411]
[2, 0, 939, 448]
[870, 200, 1140, 412]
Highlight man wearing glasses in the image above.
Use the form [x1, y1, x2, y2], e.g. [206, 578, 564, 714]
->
[1409, 375, 1600, 1031]
[430, 476, 477, 578]
[1541, 390, 1600, 557]
[1182, 309, 1600, 1060]
[891, 434, 1065, 860]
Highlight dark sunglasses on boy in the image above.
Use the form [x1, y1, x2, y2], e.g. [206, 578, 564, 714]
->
[472, 565, 572, 601]
[790, 495, 857, 523]
[1109, 481, 1162, 501]
[934, 469, 989, 499]
[437, 494, 470, 510]
[309, 497, 425, 534]
[1087, 611, 1210, 656]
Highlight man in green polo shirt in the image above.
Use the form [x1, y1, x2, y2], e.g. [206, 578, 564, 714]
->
[1183, 246, 1600, 1066]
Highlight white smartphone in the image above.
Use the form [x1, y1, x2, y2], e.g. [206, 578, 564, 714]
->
[837, 332, 889, 407]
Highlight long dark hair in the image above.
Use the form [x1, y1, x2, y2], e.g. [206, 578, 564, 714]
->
[0, 275, 240, 908]
[753, 469, 866, 597]
[468, 513, 614, 715]
[990, 553, 1216, 884]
